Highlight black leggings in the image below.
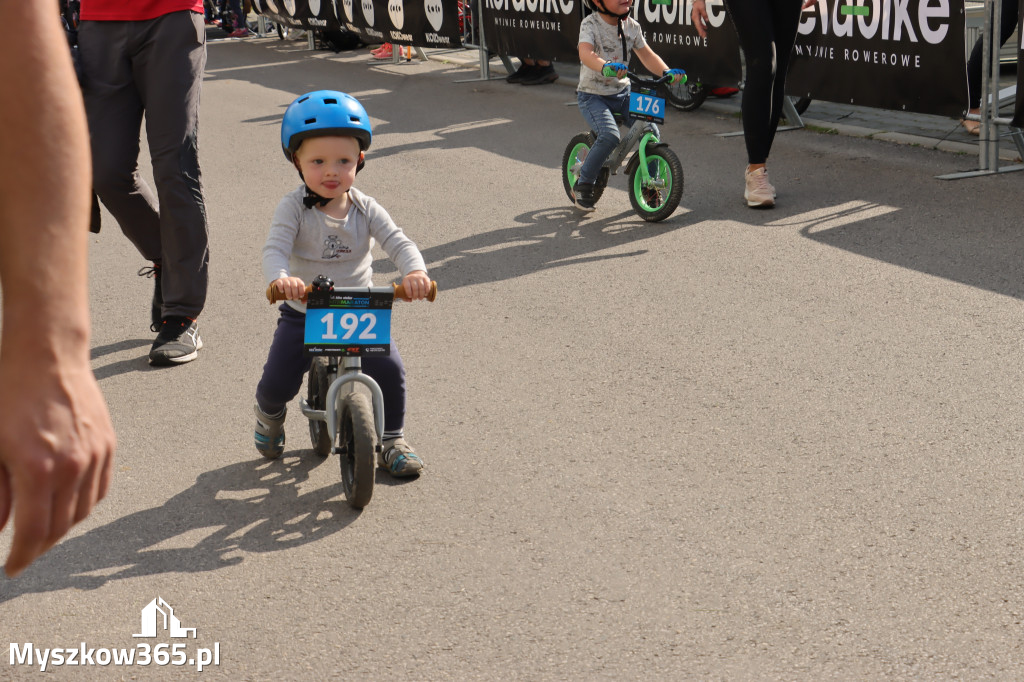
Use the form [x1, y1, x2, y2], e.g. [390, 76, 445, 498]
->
[723, 0, 804, 165]
[966, 0, 1018, 109]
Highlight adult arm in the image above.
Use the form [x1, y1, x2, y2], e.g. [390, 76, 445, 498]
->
[0, 1, 116, 577]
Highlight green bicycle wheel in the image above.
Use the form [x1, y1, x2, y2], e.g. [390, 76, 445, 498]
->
[627, 144, 683, 222]
[561, 132, 609, 205]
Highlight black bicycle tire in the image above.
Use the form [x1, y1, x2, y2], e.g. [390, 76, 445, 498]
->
[338, 392, 376, 509]
[662, 81, 708, 112]
[306, 357, 332, 457]
[561, 132, 609, 205]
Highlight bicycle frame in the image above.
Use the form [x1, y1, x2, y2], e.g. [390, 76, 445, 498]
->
[603, 119, 662, 183]
[300, 356, 386, 448]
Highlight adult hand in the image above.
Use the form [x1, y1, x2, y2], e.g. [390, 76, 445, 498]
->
[691, 0, 710, 39]
[0, 356, 115, 577]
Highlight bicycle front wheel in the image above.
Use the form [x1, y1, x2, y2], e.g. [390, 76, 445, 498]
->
[338, 392, 376, 509]
[628, 144, 683, 222]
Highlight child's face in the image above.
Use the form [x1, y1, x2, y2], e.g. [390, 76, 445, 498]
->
[600, 0, 632, 18]
[294, 135, 363, 200]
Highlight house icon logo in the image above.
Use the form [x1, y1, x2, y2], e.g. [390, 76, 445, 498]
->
[133, 597, 197, 639]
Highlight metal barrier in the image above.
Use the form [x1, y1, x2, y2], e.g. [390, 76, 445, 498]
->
[938, 0, 1024, 178]
[453, 0, 515, 83]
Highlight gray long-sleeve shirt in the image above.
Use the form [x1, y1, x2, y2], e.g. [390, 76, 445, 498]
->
[263, 185, 427, 313]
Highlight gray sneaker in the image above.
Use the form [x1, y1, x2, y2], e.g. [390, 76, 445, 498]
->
[149, 316, 202, 366]
[378, 437, 423, 477]
[254, 404, 285, 459]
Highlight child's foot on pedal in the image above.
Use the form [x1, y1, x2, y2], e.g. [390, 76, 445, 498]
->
[379, 437, 423, 476]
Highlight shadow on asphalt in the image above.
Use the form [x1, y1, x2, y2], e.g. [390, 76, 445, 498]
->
[91, 339, 159, 380]
[207, 40, 1024, 303]
[0, 454, 354, 603]
[91, 338, 151, 359]
[799, 200, 1024, 301]
[374, 206, 693, 290]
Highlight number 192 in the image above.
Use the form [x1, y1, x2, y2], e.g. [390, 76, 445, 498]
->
[320, 311, 378, 340]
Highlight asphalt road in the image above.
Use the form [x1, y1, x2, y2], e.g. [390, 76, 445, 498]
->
[3, 34, 1024, 680]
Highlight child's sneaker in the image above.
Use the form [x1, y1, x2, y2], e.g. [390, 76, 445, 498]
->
[572, 182, 597, 212]
[372, 43, 393, 60]
[254, 404, 285, 459]
[379, 437, 423, 477]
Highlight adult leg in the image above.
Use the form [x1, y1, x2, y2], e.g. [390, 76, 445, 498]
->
[763, 0, 804, 159]
[966, 0, 1019, 109]
[134, 11, 209, 320]
[78, 21, 162, 263]
[724, 0, 783, 165]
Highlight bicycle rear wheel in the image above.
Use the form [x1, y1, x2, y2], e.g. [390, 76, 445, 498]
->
[307, 357, 332, 457]
[338, 392, 376, 509]
[561, 132, 609, 205]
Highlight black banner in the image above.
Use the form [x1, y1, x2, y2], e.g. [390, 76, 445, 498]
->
[631, 0, 742, 86]
[786, 0, 969, 117]
[252, 0, 462, 47]
[336, 0, 462, 48]
[479, 0, 581, 62]
[1013, 0, 1023, 127]
[251, 0, 342, 30]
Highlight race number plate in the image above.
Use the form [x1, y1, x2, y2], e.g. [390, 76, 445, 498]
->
[304, 289, 392, 357]
[629, 89, 665, 124]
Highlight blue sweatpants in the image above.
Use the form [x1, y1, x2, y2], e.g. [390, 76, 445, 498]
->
[256, 304, 406, 433]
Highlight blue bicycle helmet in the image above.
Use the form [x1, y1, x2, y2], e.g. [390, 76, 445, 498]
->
[280, 90, 372, 162]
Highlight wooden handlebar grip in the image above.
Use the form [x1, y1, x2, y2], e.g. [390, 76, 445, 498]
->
[266, 282, 312, 303]
[393, 280, 438, 302]
[267, 281, 436, 303]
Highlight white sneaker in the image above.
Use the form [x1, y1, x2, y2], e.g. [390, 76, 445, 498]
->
[744, 167, 776, 208]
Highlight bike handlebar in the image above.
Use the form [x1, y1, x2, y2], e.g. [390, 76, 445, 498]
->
[626, 70, 681, 88]
[266, 280, 438, 303]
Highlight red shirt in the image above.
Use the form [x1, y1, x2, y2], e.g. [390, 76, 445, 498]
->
[81, 0, 204, 21]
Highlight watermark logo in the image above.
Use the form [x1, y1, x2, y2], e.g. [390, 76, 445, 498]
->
[134, 597, 196, 639]
[9, 597, 221, 673]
